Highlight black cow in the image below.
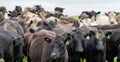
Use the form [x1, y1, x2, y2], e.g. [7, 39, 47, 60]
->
[83, 30, 106, 62]
[79, 10, 100, 21]
[8, 10, 21, 18]
[65, 28, 85, 62]
[15, 6, 22, 13]
[0, 30, 15, 62]
[1, 20, 25, 62]
[78, 26, 106, 62]
[105, 29, 120, 62]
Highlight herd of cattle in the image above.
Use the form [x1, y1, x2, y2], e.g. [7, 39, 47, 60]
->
[0, 5, 120, 62]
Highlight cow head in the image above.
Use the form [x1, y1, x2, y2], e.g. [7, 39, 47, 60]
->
[105, 31, 112, 40]
[105, 11, 118, 24]
[37, 19, 57, 30]
[8, 10, 21, 18]
[86, 30, 105, 51]
[44, 34, 66, 59]
[72, 28, 85, 52]
[15, 6, 22, 13]
[95, 30, 105, 51]
[0, 6, 7, 15]
[55, 7, 64, 13]
[37, 10, 47, 19]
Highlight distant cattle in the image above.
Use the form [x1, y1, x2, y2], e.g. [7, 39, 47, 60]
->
[15, 6, 22, 13]
[105, 11, 118, 24]
[78, 10, 100, 21]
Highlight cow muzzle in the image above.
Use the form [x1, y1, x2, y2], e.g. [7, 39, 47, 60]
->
[51, 53, 59, 59]
[76, 48, 84, 52]
[96, 41, 104, 51]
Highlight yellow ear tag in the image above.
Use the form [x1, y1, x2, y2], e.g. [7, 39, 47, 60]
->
[86, 35, 90, 40]
[107, 35, 111, 39]
[66, 40, 70, 46]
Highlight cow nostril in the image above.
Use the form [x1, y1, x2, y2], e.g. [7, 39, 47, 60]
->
[76, 49, 84, 52]
[96, 45, 104, 51]
[51, 53, 58, 59]
[111, 21, 114, 24]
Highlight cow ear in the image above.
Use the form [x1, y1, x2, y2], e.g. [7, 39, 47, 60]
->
[28, 20, 33, 27]
[84, 34, 91, 40]
[105, 31, 112, 39]
[29, 28, 35, 33]
[17, 13, 21, 16]
[9, 11, 12, 13]
[105, 13, 109, 16]
[44, 37, 52, 43]
[43, 22, 48, 26]
[62, 32, 74, 44]
[8, 14, 11, 16]
[73, 20, 80, 28]
[90, 30, 95, 35]
[97, 11, 101, 14]
[55, 19, 57, 25]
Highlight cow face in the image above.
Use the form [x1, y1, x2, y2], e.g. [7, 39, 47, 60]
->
[105, 11, 118, 24]
[37, 20, 57, 30]
[55, 7, 64, 13]
[72, 28, 85, 52]
[37, 9, 46, 19]
[95, 30, 105, 51]
[0, 6, 7, 15]
[44, 35, 65, 59]
[87, 30, 105, 51]
[15, 6, 22, 12]
[8, 10, 21, 18]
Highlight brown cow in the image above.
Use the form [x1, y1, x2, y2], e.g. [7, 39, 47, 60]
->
[29, 30, 68, 62]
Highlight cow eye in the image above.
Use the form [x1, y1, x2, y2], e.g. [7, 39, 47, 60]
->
[59, 43, 64, 48]
[44, 37, 52, 43]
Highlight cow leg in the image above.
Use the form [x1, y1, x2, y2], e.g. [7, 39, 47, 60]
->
[13, 40, 24, 62]
[117, 45, 120, 62]
[4, 45, 13, 62]
[27, 56, 31, 62]
[16, 46, 24, 62]
[86, 56, 93, 62]
[0, 50, 4, 59]
[107, 56, 114, 62]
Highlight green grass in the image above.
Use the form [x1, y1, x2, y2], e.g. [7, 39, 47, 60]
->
[23, 56, 27, 62]
[114, 57, 118, 62]
[22, 56, 118, 62]
[71, 16, 79, 20]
